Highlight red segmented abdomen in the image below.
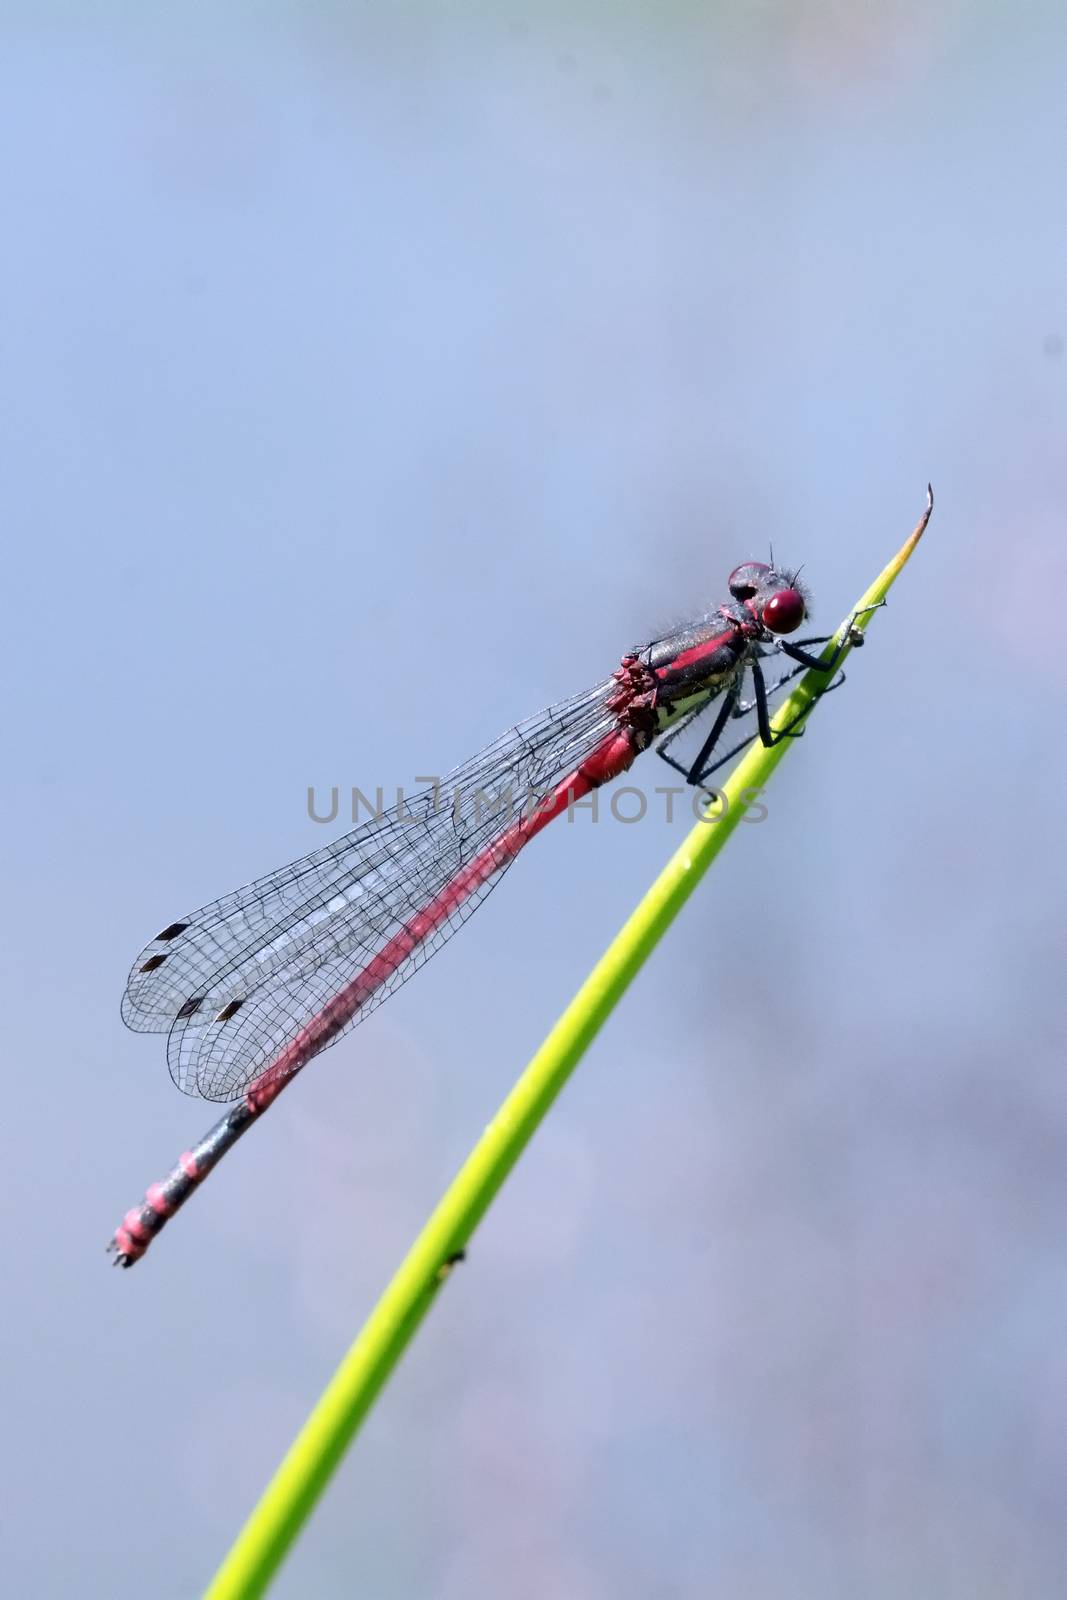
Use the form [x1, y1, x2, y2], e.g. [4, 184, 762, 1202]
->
[109, 1103, 254, 1265]
[109, 726, 641, 1264]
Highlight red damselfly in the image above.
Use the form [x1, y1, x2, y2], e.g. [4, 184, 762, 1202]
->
[111, 559, 877, 1266]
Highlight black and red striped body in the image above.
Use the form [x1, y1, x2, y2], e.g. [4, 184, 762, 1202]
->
[647, 620, 751, 702]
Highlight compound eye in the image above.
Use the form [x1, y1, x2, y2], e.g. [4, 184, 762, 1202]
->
[728, 561, 770, 601]
[762, 587, 805, 634]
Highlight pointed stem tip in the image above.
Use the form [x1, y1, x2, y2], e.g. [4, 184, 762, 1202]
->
[912, 482, 934, 546]
[894, 482, 935, 569]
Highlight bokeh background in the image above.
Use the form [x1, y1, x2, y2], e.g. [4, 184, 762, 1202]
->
[4, 5, 1065, 1596]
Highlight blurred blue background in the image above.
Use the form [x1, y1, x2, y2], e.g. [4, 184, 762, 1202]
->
[3, 5, 1065, 1596]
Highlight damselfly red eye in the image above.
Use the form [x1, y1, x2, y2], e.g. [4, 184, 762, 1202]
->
[762, 588, 805, 634]
[728, 562, 771, 601]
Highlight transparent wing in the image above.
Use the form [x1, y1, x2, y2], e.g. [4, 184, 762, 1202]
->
[122, 679, 618, 1102]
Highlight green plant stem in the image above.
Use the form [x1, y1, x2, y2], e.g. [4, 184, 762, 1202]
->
[204, 491, 932, 1600]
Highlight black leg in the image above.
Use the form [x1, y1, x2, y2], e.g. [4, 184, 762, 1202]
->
[685, 695, 818, 785]
[682, 687, 739, 784]
[735, 660, 847, 715]
[656, 688, 738, 783]
[683, 653, 853, 789]
[750, 654, 809, 749]
[685, 728, 760, 785]
[654, 702, 712, 769]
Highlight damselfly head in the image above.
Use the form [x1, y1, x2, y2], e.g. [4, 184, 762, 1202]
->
[727, 562, 808, 635]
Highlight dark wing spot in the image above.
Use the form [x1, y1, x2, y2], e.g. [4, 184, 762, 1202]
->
[214, 999, 245, 1023]
[176, 996, 204, 1020]
[156, 922, 188, 942]
[139, 953, 168, 973]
